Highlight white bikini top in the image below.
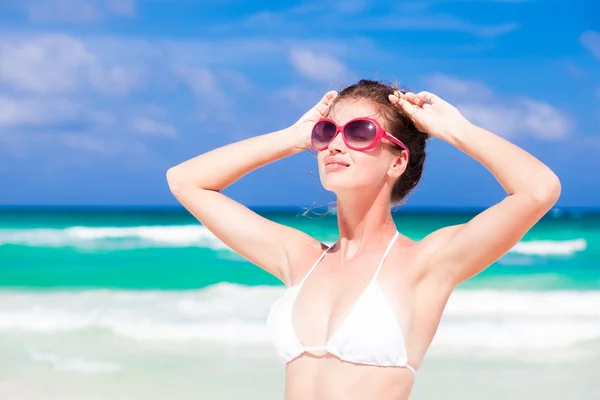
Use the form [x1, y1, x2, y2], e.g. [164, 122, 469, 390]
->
[266, 231, 416, 375]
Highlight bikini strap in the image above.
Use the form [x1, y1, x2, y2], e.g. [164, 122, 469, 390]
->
[373, 231, 399, 280]
[298, 241, 335, 287]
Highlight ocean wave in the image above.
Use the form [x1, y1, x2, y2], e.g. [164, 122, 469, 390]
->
[0, 284, 598, 352]
[510, 238, 587, 256]
[27, 348, 121, 373]
[0, 226, 589, 257]
[0, 225, 229, 250]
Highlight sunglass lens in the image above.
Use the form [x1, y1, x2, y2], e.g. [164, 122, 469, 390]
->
[312, 121, 337, 149]
[345, 120, 377, 149]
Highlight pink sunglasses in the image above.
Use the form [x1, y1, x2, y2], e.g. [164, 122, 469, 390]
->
[311, 117, 410, 161]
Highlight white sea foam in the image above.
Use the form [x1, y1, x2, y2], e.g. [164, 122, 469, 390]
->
[0, 225, 228, 250]
[0, 284, 598, 354]
[0, 226, 589, 257]
[27, 349, 121, 373]
[445, 290, 600, 317]
[510, 238, 587, 256]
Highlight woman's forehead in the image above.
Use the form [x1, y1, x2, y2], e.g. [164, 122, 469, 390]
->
[328, 99, 382, 125]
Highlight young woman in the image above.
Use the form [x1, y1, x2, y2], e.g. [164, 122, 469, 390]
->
[166, 79, 561, 400]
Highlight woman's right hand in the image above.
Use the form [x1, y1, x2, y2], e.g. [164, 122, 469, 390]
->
[290, 90, 338, 150]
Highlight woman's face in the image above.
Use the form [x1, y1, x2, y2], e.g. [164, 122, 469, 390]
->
[317, 98, 406, 193]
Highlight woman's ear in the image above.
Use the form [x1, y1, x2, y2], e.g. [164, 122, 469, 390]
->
[391, 150, 409, 177]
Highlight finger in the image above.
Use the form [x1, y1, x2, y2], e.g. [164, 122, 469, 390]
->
[393, 95, 420, 118]
[404, 92, 426, 108]
[389, 94, 419, 113]
[316, 90, 338, 115]
[389, 89, 408, 105]
[322, 90, 338, 104]
[316, 102, 330, 116]
[404, 92, 417, 104]
[416, 91, 439, 104]
[388, 93, 402, 106]
[416, 94, 432, 109]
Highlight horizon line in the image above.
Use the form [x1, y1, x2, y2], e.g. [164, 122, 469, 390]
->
[0, 205, 598, 213]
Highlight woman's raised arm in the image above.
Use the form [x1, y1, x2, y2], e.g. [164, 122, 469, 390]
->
[166, 91, 338, 285]
[389, 90, 561, 287]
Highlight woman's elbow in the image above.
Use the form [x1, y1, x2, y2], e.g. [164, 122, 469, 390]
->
[166, 167, 189, 196]
[530, 171, 561, 207]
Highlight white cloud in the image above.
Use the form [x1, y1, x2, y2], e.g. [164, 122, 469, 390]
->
[0, 33, 356, 150]
[174, 66, 222, 98]
[136, 104, 169, 118]
[423, 74, 495, 101]
[455, 104, 519, 137]
[0, 96, 82, 126]
[88, 64, 142, 96]
[60, 135, 145, 154]
[517, 99, 571, 140]
[367, 15, 518, 37]
[216, 70, 254, 92]
[24, 0, 135, 23]
[458, 101, 571, 140]
[0, 34, 141, 95]
[0, 35, 93, 93]
[424, 74, 572, 140]
[105, 0, 135, 16]
[216, 3, 517, 38]
[289, 49, 350, 83]
[0, 95, 140, 158]
[172, 65, 235, 122]
[580, 30, 600, 61]
[132, 118, 177, 138]
[0, 34, 352, 98]
[0, 131, 146, 158]
[563, 60, 584, 79]
[277, 86, 322, 109]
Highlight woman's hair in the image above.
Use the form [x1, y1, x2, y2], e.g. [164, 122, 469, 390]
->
[302, 79, 430, 218]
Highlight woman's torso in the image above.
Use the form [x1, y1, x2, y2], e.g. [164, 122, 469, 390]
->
[268, 231, 453, 400]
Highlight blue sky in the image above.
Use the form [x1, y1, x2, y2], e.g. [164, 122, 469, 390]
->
[0, 0, 598, 209]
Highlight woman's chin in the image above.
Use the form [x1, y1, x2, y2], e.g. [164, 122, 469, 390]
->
[321, 177, 364, 192]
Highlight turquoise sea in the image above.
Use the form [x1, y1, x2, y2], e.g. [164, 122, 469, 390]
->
[1, 208, 599, 399]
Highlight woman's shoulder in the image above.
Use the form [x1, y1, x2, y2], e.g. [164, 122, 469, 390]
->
[284, 234, 328, 285]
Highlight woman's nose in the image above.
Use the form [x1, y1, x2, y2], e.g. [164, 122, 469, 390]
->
[327, 130, 346, 152]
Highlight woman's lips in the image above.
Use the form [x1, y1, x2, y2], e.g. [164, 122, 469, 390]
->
[325, 163, 349, 171]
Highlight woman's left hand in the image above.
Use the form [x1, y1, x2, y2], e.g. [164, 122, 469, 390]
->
[388, 90, 470, 140]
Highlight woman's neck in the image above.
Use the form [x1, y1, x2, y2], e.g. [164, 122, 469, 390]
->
[334, 193, 397, 260]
